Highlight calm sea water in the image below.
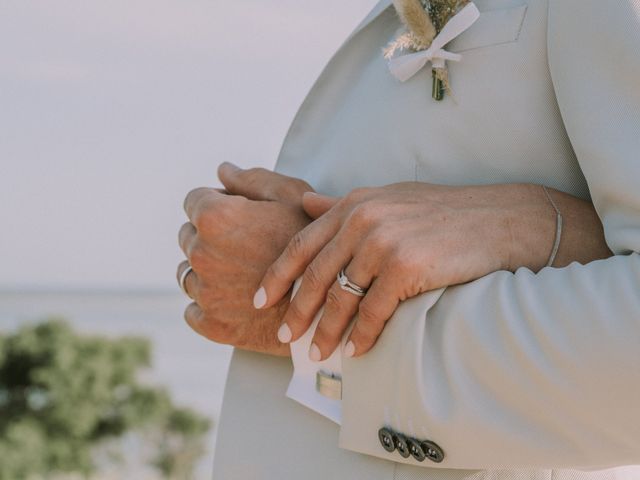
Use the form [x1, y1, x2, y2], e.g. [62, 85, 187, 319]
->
[0, 290, 232, 480]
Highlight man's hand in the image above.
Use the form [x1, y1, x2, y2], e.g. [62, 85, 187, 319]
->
[177, 163, 312, 356]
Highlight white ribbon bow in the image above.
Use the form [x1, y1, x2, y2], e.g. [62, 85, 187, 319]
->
[388, 2, 480, 82]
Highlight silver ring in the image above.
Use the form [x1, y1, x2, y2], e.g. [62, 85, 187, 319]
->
[337, 269, 368, 297]
[179, 265, 194, 297]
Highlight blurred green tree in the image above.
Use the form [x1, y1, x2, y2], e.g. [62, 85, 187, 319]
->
[0, 319, 211, 480]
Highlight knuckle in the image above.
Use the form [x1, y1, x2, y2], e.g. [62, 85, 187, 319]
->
[302, 263, 325, 292]
[324, 287, 344, 314]
[194, 196, 242, 232]
[381, 247, 425, 299]
[183, 187, 203, 211]
[219, 196, 247, 218]
[345, 187, 372, 204]
[293, 178, 313, 192]
[242, 168, 268, 189]
[287, 231, 309, 260]
[195, 283, 216, 309]
[364, 229, 393, 255]
[347, 202, 380, 230]
[186, 186, 207, 197]
[389, 246, 416, 273]
[185, 188, 213, 214]
[178, 221, 191, 235]
[188, 246, 208, 271]
[192, 206, 217, 232]
[209, 193, 233, 211]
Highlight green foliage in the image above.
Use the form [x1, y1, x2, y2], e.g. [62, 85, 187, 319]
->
[0, 319, 211, 480]
[153, 408, 212, 479]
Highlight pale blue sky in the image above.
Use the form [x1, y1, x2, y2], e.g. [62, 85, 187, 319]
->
[0, 0, 378, 291]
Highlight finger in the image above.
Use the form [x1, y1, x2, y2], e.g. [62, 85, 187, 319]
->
[309, 257, 375, 362]
[254, 211, 342, 310]
[183, 187, 226, 223]
[346, 277, 400, 358]
[178, 222, 196, 256]
[277, 233, 353, 344]
[183, 302, 205, 336]
[302, 192, 340, 219]
[218, 162, 313, 204]
[176, 260, 199, 301]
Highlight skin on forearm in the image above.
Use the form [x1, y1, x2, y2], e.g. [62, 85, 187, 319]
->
[258, 180, 614, 359]
[507, 184, 613, 273]
[232, 183, 610, 358]
[179, 163, 612, 358]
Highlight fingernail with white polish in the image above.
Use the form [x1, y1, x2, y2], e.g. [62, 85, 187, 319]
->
[344, 341, 356, 358]
[253, 287, 267, 309]
[277, 323, 292, 343]
[309, 343, 322, 362]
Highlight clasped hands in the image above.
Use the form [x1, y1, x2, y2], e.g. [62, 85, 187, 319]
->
[177, 163, 610, 360]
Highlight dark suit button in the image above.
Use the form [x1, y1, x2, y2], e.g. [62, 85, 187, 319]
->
[378, 428, 396, 452]
[394, 433, 411, 458]
[407, 437, 426, 462]
[421, 440, 445, 463]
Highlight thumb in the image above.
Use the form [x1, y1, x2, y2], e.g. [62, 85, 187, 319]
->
[302, 192, 340, 219]
[218, 162, 313, 205]
[217, 162, 258, 196]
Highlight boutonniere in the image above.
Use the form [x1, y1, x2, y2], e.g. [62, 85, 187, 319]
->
[385, 0, 480, 100]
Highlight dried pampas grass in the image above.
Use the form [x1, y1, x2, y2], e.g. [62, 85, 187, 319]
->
[392, 0, 436, 47]
[386, 0, 472, 98]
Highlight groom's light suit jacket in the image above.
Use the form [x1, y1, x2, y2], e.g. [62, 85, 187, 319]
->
[213, 0, 640, 478]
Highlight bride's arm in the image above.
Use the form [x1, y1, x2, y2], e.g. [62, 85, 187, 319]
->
[229, 0, 640, 470]
[255, 179, 613, 360]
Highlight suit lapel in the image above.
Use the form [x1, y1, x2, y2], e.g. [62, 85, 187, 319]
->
[349, 0, 394, 41]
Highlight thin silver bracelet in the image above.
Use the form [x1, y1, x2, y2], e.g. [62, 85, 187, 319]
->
[542, 185, 563, 267]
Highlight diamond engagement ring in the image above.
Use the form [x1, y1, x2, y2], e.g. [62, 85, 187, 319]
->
[337, 269, 368, 297]
[179, 265, 194, 298]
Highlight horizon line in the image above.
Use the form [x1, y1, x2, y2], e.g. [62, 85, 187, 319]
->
[0, 286, 182, 296]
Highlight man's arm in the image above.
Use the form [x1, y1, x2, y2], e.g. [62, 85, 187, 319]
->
[337, 0, 640, 469]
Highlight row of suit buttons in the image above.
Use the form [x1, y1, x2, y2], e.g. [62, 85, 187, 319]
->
[378, 428, 445, 463]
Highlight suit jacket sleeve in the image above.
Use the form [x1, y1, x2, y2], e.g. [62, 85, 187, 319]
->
[337, 0, 640, 469]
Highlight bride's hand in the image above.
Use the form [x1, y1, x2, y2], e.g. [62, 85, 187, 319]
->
[254, 182, 611, 360]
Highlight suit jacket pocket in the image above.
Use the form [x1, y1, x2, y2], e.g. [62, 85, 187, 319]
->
[448, 3, 528, 53]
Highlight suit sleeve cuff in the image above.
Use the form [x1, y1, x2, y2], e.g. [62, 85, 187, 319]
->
[285, 278, 345, 425]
